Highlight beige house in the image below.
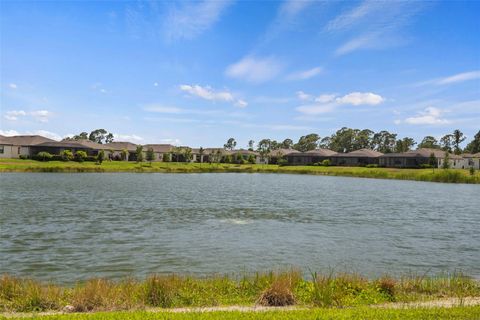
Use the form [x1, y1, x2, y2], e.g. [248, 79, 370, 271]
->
[143, 144, 175, 161]
[0, 135, 55, 158]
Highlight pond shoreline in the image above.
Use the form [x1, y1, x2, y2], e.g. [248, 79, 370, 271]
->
[1, 159, 479, 184]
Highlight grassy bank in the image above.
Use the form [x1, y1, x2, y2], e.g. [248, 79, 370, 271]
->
[5, 306, 480, 320]
[0, 159, 479, 183]
[1, 271, 479, 313]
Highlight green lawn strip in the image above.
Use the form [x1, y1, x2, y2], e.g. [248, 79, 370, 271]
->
[4, 306, 480, 320]
[0, 159, 479, 183]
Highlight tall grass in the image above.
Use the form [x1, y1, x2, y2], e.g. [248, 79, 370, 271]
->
[1, 271, 478, 313]
[1, 159, 478, 184]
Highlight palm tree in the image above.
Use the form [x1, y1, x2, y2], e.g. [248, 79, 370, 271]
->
[453, 129, 466, 155]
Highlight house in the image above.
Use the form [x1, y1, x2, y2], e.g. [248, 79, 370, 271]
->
[103, 142, 138, 161]
[286, 149, 336, 165]
[143, 144, 174, 161]
[227, 149, 263, 163]
[379, 148, 469, 169]
[462, 153, 480, 170]
[0, 135, 55, 158]
[30, 141, 94, 156]
[268, 148, 300, 164]
[331, 149, 383, 166]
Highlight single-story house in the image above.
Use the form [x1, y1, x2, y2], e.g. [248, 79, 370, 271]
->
[30, 141, 94, 156]
[103, 142, 138, 161]
[0, 135, 55, 158]
[268, 148, 300, 164]
[143, 144, 174, 161]
[226, 149, 263, 164]
[462, 153, 480, 170]
[286, 149, 336, 165]
[331, 149, 383, 166]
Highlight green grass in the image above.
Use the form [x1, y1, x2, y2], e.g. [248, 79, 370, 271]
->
[0, 159, 479, 184]
[3, 306, 480, 320]
[1, 272, 479, 313]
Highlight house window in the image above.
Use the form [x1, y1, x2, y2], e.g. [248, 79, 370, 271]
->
[0, 145, 4, 154]
[18, 147, 21, 154]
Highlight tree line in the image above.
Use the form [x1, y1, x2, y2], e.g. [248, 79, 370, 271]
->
[226, 128, 480, 155]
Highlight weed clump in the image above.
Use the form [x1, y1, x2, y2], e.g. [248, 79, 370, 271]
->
[257, 277, 296, 306]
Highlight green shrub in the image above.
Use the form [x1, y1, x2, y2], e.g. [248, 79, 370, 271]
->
[97, 150, 105, 164]
[75, 151, 88, 162]
[420, 164, 433, 169]
[247, 154, 256, 164]
[36, 152, 53, 161]
[19, 155, 29, 160]
[60, 150, 74, 161]
[366, 164, 378, 168]
[470, 167, 475, 175]
[277, 159, 288, 166]
[321, 159, 331, 166]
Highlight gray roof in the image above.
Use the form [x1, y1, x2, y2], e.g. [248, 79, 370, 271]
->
[269, 148, 300, 157]
[226, 149, 259, 156]
[104, 141, 138, 152]
[143, 144, 174, 153]
[1, 135, 55, 146]
[62, 139, 111, 150]
[407, 148, 463, 159]
[333, 148, 383, 158]
[34, 141, 93, 149]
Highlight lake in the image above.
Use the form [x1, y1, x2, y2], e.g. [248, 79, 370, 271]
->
[1, 172, 479, 284]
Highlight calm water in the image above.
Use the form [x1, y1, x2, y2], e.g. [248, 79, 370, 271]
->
[1, 173, 479, 283]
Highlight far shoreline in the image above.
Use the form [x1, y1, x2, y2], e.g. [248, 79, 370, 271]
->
[1, 159, 479, 184]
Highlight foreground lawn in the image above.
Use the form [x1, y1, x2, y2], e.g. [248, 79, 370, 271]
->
[5, 306, 480, 320]
[0, 159, 479, 183]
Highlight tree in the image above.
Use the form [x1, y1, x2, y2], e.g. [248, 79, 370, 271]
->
[97, 150, 105, 164]
[224, 138, 237, 150]
[318, 137, 331, 149]
[465, 130, 480, 154]
[121, 149, 129, 161]
[372, 130, 397, 153]
[281, 138, 293, 149]
[136, 145, 144, 163]
[88, 129, 108, 144]
[60, 150, 74, 161]
[442, 152, 450, 169]
[418, 136, 440, 149]
[394, 137, 416, 153]
[440, 134, 454, 153]
[198, 147, 204, 163]
[429, 152, 437, 168]
[146, 147, 155, 165]
[257, 139, 272, 163]
[248, 140, 255, 151]
[163, 153, 171, 162]
[354, 129, 374, 150]
[75, 150, 88, 162]
[294, 133, 320, 152]
[183, 147, 192, 163]
[452, 129, 466, 155]
[69, 132, 88, 140]
[105, 133, 114, 143]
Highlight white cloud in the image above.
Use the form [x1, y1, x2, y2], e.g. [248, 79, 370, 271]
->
[295, 91, 384, 115]
[113, 133, 144, 143]
[335, 92, 384, 105]
[328, 1, 424, 55]
[296, 91, 312, 101]
[29, 110, 52, 122]
[296, 103, 337, 115]
[35, 130, 63, 140]
[235, 99, 248, 108]
[315, 94, 336, 103]
[164, 0, 232, 40]
[416, 70, 480, 86]
[3, 109, 52, 122]
[286, 66, 323, 80]
[225, 56, 283, 83]
[8, 83, 17, 89]
[180, 84, 234, 102]
[154, 82, 159, 87]
[0, 129, 20, 136]
[401, 107, 450, 125]
[179, 84, 247, 107]
[144, 105, 184, 114]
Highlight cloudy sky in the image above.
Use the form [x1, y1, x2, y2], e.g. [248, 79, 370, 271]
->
[1, 0, 479, 147]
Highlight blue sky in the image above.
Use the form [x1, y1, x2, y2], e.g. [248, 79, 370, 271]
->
[1, 0, 479, 147]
